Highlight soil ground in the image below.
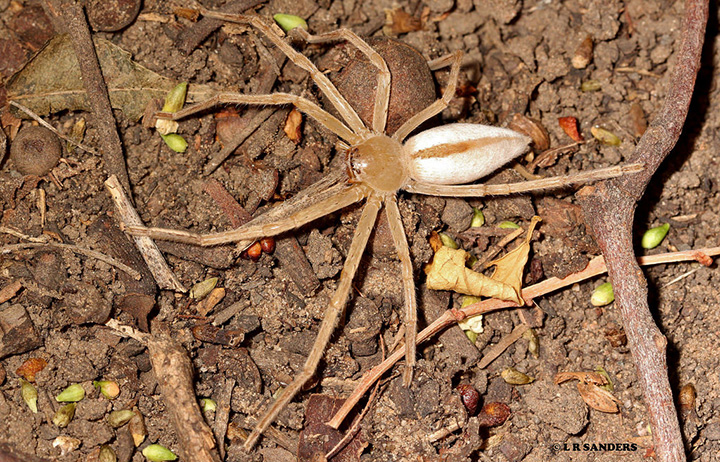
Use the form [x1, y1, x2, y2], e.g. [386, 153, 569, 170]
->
[1, 0, 719, 461]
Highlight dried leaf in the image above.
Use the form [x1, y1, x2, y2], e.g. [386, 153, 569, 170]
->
[16, 357, 47, 382]
[576, 382, 620, 413]
[7, 34, 216, 122]
[283, 108, 303, 143]
[383, 8, 422, 36]
[425, 246, 520, 304]
[558, 116, 584, 142]
[488, 216, 541, 305]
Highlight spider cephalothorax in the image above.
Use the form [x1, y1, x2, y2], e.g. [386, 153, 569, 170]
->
[346, 135, 408, 192]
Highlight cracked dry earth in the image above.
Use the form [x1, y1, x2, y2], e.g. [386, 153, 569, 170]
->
[1, 0, 719, 461]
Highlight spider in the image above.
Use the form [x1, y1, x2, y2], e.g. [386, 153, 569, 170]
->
[127, 9, 643, 451]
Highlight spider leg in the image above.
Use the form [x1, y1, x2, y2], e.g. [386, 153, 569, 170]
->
[161, 92, 359, 144]
[127, 184, 369, 247]
[199, 10, 368, 136]
[243, 193, 383, 451]
[393, 50, 463, 142]
[384, 194, 417, 386]
[402, 163, 645, 197]
[292, 28, 391, 134]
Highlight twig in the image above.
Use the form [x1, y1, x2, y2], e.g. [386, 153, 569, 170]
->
[40, 0, 131, 195]
[174, 0, 266, 55]
[477, 323, 530, 369]
[576, 1, 708, 460]
[9, 101, 98, 155]
[328, 245, 720, 429]
[106, 320, 222, 462]
[105, 176, 186, 292]
[212, 378, 235, 460]
[0, 226, 142, 280]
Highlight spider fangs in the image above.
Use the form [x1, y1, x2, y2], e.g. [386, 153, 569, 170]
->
[127, 10, 643, 452]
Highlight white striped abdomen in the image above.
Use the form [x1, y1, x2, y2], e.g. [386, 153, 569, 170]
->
[403, 124, 531, 185]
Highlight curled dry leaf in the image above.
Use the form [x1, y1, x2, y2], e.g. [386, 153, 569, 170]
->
[555, 370, 620, 413]
[557, 116, 584, 142]
[488, 216, 542, 304]
[576, 381, 620, 413]
[508, 114, 550, 151]
[383, 8, 422, 36]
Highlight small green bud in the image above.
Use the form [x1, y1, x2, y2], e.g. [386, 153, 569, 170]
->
[99, 445, 118, 462]
[501, 367, 534, 385]
[160, 134, 188, 153]
[56, 383, 85, 402]
[580, 80, 601, 92]
[189, 277, 219, 300]
[464, 330, 478, 343]
[595, 366, 613, 392]
[471, 207, 485, 227]
[142, 444, 177, 461]
[523, 328, 539, 358]
[93, 380, 120, 399]
[590, 126, 622, 146]
[641, 223, 670, 249]
[439, 232, 459, 249]
[107, 409, 136, 428]
[590, 282, 615, 307]
[498, 221, 520, 229]
[273, 14, 308, 32]
[161, 82, 188, 114]
[53, 403, 76, 428]
[200, 398, 217, 412]
[20, 379, 38, 413]
[465, 254, 478, 268]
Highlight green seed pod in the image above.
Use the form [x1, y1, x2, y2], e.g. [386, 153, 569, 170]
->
[590, 282, 614, 307]
[99, 445, 118, 462]
[107, 409, 136, 428]
[590, 126, 621, 146]
[471, 208, 485, 227]
[160, 134, 188, 153]
[439, 232, 459, 249]
[161, 83, 188, 114]
[200, 398, 217, 412]
[141, 444, 177, 461]
[20, 379, 38, 413]
[56, 383, 85, 402]
[523, 328, 539, 358]
[273, 14, 308, 32]
[93, 380, 120, 399]
[501, 367, 534, 385]
[498, 221, 520, 229]
[189, 277, 219, 300]
[464, 330, 478, 343]
[53, 403, 76, 428]
[641, 223, 670, 249]
[595, 366, 613, 392]
[580, 80, 601, 92]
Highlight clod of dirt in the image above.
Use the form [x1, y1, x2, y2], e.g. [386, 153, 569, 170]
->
[298, 394, 366, 462]
[8, 5, 54, 51]
[9, 125, 62, 176]
[86, 0, 141, 32]
[0, 304, 42, 359]
[331, 37, 436, 135]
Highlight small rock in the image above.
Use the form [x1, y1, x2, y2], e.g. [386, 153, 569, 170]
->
[0, 304, 42, 359]
[441, 198, 473, 232]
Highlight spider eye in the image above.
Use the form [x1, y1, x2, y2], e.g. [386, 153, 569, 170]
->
[346, 147, 366, 179]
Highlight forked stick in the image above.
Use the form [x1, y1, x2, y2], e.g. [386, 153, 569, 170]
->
[243, 194, 383, 450]
[327, 246, 720, 428]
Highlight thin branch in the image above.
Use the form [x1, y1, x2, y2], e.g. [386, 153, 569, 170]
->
[576, 1, 708, 460]
[328, 245, 720, 429]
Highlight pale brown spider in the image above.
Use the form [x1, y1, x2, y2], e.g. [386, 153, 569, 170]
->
[127, 10, 642, 451]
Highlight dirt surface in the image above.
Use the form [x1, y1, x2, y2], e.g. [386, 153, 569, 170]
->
[1, 0, 719, 461]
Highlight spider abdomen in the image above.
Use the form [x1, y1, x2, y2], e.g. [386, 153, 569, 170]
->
[403, 123, 531, 185]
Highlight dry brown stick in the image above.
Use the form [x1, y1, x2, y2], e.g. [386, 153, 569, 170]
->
[41, 0, 131, 195]
[576, 1, 708, 460]
[174, 0, 266, 55]
[105, 176, 186, 292]
[105, 320, 222, 462]
[477, 323, 529, 369]
[328, 245, 720, 428]
[212, 378, 235, 460]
